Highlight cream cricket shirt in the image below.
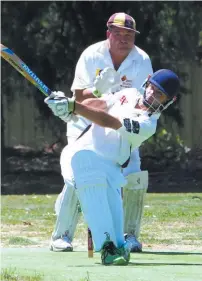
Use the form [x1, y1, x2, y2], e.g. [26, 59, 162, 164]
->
[67, 40, 153, 141]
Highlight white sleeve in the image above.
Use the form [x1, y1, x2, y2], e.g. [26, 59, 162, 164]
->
[71, 49, 95, 92]
[134, 56, 153, 90]
[117, 115, 157, 147]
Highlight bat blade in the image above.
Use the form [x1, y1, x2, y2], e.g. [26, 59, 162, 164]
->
[1, 43, 51, 96]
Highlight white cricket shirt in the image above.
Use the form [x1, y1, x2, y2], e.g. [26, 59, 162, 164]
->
[68, 88, 160, 168]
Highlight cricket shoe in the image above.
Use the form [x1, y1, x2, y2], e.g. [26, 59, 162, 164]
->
[50, 234, 73, 252]
[119, 241, 131, 263]
[124, 234, 142, 252]
[101, 233, 128, 266]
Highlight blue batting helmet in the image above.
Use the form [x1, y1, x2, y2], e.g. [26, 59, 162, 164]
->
[148, 69, 180, 99]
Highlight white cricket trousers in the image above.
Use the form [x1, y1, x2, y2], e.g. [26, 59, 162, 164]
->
[70, 150, 126, 251]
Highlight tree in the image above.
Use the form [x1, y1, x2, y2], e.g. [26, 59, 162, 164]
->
[1, 1, 202, 150]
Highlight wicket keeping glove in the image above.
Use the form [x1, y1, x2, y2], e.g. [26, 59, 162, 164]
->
[44, 91, 78, 122]
[92, 67, 121, 98]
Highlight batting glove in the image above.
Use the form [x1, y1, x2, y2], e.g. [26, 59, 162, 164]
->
[44, 91, 76, 122]
[92, 67, 121, 97]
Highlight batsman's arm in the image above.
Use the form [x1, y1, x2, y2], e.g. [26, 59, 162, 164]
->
[74, 89, 96, 103]
[76, 99, 157, 144]
[74, 100, 122, 129]
[80, 97, 109, 111]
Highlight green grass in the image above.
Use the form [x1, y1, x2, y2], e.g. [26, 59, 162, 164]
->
[1, 267, 44, 281]
[1, 267, 91, 281]
[1, 194, 202, 249]
[1, 249, 202, 281]
[1, 193, 202, 281]
[8, 236, 38, 245]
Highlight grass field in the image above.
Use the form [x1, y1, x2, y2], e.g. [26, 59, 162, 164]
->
[1, 193, 202, 281]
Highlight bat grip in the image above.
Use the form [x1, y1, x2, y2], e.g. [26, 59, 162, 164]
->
[88, 228, 94, 258]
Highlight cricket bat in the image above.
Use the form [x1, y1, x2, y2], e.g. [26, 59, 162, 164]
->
[1, 43, 52, 97]
[88, 228, 94, 258]
[1, 43, 95, 258]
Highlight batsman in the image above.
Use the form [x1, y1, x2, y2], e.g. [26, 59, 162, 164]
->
[45, 68, 180, 265]
[50, 12, 154, 253]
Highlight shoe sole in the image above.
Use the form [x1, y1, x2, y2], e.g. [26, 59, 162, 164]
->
[103, 257, 128, 266]
[50, 245, 73, 252]
[113, 257, 128, 266]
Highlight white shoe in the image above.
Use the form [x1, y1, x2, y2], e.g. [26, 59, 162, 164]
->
[125, 234, 142, 253]
[50, 235, 73, 252]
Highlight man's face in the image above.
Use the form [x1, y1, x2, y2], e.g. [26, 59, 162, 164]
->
[144, 83, 168, 110]
[107, 26, 135, 55]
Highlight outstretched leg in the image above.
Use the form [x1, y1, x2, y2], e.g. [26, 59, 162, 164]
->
[71, 150, 129, 265]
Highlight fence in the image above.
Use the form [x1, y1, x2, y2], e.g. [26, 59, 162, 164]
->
[2, 63, 202, 149]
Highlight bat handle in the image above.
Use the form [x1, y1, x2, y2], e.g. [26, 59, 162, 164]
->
[88, 228, 94, 258]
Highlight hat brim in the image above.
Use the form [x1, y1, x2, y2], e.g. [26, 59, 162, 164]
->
[108, 23, 140, 34]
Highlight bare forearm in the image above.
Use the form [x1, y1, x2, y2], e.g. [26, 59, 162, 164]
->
[81, 98, 108, 111]
[74, 102, 121, 129]
[74, 89, 95, 102]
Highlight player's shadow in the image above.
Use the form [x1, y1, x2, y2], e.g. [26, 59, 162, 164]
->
[128, 262, 202, 266]
[92, 262, 202, 267]
[141, 251, 202, 256]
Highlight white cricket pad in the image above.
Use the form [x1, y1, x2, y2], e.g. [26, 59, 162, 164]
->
[123, 171, 148, 238]
[52, 181, 80, 241]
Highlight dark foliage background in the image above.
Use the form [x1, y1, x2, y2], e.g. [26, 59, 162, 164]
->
[1, 1, 202, 193]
